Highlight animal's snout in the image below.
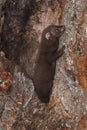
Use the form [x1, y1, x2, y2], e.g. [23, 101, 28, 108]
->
[57, 25, 65, 32]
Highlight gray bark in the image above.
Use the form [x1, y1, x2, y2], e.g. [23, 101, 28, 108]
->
[0, 0, 87, 130]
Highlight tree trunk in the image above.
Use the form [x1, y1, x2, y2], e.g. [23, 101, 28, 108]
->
[0, 0, 87, 130]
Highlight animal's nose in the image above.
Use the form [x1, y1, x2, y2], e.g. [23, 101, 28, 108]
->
[57, 25, 65, 32]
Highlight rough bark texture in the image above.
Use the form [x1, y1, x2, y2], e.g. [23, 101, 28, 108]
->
[0, 0, 87, 130]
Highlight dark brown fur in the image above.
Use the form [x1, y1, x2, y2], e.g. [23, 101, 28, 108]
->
[33, 25, 65, 103]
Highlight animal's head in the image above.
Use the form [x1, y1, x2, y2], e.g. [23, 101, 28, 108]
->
[42, 25, 65, 42]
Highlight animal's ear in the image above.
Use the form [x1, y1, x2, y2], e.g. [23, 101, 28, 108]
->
[45, 32, 50, 40]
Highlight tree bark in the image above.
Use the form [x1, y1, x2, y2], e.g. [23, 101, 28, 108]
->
[0, 0, 87, 130]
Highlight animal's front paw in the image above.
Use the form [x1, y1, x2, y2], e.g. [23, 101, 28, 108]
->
[58, 45, 65, 56]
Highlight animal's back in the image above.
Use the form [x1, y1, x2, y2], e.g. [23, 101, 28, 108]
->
[33, 24, 65, 103]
